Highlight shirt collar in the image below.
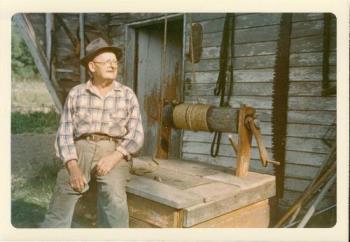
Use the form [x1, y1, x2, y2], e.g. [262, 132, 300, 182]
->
[86, 79, 123, 93]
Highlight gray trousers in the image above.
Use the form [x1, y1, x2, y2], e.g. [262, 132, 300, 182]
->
[41, 139, 131, 228]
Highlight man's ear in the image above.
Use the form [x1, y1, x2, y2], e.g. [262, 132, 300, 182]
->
[88, 61, 95, 73]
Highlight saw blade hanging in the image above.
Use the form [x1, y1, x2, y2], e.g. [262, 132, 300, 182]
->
[271, 13, 293, 199]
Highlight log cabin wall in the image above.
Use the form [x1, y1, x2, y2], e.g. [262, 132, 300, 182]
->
[15, 13, 336, 209]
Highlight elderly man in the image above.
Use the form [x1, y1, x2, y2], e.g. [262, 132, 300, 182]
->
[41, 38, 144, 228]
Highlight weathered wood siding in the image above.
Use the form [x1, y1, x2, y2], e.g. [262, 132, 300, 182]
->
[25, 14, 46, 52]
[182, 13, 336, 207]
[283, 13, 336, 208]
[54, 14, 110, 95]
[183, 13, 281, 173]
[24, 13, 111, 98]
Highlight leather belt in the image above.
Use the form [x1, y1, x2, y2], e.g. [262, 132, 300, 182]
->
[75, 133, 118, 142]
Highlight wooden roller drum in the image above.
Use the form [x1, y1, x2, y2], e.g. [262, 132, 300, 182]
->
[165, 103, 239, 133]
[162, 103, 278, 176]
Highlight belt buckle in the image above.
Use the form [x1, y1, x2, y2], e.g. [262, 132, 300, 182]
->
[92, 134, 97, 142]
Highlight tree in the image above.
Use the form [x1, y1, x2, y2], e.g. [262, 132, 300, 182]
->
[11, 20, 39, 80]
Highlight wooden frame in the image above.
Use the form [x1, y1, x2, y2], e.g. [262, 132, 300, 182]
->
[124, 13, 184, 89]
[14, 13, 63, 112]
[124, 14, 185, 159]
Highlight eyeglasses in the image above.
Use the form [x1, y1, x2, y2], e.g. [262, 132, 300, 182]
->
[93, 60, 118, 67]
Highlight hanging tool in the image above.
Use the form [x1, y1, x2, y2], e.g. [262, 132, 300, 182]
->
[187, 14, 203, 64]
[271, 13, 293, 198]
[211, 13, 235, 157]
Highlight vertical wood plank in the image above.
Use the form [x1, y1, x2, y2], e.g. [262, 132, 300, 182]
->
[79, 13, 86, 83]
[45, 13, 53, 65]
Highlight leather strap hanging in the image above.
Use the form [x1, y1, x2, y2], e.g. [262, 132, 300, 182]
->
[211, 13, 235, 157]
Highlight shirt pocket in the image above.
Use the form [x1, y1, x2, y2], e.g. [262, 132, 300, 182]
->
[107, 110, 128, 136]
[73, 110, 91, 132]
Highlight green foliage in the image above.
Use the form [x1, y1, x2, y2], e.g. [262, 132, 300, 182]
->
[11, 20, 40, 80]
[11, 110, 60, 134]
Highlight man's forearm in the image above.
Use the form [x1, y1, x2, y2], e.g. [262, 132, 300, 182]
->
[65, 159, 78, 172]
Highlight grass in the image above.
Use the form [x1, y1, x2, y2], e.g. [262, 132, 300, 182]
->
[11, 161, 61, 228]
[11, 110, 60, 134]
[11, 78, 61, 227]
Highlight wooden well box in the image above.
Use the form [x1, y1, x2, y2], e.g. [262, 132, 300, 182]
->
[126, 157, 276, 228]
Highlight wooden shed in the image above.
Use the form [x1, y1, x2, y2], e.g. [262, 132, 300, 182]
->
[13, 12, 337, 227]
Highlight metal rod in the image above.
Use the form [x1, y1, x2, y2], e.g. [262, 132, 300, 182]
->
[297, 174, 336, 228]
[228, 134, 238, 155]
[284, 204, 336, 228]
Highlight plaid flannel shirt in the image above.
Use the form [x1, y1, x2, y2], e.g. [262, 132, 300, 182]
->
[55, 80, 144, 164]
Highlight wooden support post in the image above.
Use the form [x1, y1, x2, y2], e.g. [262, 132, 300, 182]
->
[79, 13, 86, 83]
[235, 105, 255, 177]
[156, 17, 171, 159]
[45, 14, 53, 65]
[14, 13, 63, 113]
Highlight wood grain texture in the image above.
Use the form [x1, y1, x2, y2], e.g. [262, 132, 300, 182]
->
[126, 175, 203, 209]
[184, 69, 275, 83]
[184, 82, 273, 96]
[128, 193, 182, 227]
[236, 106, 254, 176]
[141, 166, 214, 190]
[184, 182, 240, 203]
[285, 150, 328, 167]
[183, 173, 275, 227]
[129, 216, 159, 228]
[192, 199, 270, 228]
[288, 97, 336, 111]
[181, 152, 275, 174]
[182, 131, 272, 146]
[184, 96, 273, 109]
[153, 157, 225, 176]
[286, 136, 333, 153]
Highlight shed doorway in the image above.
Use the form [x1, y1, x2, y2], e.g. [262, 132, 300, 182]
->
[126, 16, 184, 158]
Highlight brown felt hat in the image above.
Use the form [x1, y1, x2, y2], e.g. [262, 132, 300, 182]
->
[80, 37, 123, 67]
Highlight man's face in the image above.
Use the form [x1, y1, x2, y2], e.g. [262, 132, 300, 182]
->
[88, 52, 118, 80]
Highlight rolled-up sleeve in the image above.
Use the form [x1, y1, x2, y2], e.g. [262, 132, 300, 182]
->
[55, 93, 78, 164]
[116, 90, 144, 160]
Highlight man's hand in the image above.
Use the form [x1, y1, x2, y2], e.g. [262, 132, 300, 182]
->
[66, 159, 87, 193]
[96, 151, 123, 176]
